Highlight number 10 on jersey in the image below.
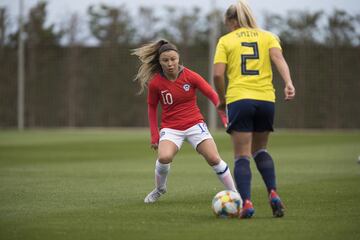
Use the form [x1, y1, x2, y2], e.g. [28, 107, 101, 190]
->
[161, 90, 173, 105]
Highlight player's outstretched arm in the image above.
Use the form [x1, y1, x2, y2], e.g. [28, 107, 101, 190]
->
[193, 71, 228, 128]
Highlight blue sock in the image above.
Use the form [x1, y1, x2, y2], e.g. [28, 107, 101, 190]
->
[253, 150, 276, 193]
[234, 157, 252, 201]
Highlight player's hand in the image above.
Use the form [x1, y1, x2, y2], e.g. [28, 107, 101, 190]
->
[284, 83, 295, 101]
[217, 109, 228, 128]
[151, 143, 158, 150]
[216, 101, 226, 112]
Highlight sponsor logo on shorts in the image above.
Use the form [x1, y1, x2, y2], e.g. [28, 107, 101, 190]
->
[160, 131, 166, 137]
[183, 84, 190, 92]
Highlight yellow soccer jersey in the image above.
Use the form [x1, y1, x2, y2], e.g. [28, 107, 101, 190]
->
[214, 28, 281, 104]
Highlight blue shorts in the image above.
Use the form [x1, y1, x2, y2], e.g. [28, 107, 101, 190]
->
[226, 99, 275, 133]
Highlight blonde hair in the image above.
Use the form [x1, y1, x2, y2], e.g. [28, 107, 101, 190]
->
[225, 0, 258, 29]
[131, 40, 170, 94]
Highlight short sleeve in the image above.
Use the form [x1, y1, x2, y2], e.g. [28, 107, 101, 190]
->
[213, 37, 228, 64]
[268, 32, 282, 50]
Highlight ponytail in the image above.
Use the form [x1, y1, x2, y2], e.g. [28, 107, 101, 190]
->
[131, 40, 167, 94]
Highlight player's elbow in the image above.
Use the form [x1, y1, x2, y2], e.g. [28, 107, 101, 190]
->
[213, 69, 225, 83]
[213, 74, 223, 83]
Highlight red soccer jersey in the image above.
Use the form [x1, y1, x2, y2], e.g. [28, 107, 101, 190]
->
[147, 67, 220, 144]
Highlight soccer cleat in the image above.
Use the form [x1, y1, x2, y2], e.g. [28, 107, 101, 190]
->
[144, 188, 166, 203]
[269, 190, 285, 217]
[239, 199, 255, 219]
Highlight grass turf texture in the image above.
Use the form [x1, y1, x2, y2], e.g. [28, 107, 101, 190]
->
[0, 129, 359, 240]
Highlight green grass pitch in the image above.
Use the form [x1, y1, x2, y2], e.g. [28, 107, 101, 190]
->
[0, 129, 360, 240]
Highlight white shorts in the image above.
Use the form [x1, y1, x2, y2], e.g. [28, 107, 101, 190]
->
[159, 123, 213, 150]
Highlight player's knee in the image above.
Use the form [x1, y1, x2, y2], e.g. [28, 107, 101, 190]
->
[158, 155, 173, 164]
[206, 155, 221, 166]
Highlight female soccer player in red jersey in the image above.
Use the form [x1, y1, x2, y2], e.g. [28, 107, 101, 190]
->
[132, 40, 238, 203]
[213, 0, 295, 218]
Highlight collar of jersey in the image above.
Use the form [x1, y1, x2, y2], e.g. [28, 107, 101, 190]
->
[160, 65, 184, 80]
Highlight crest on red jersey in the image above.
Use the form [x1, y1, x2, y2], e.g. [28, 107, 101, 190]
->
[183, 84, 190, 91]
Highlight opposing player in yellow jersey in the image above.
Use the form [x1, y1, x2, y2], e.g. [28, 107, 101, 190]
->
[213, 0, 295, 219]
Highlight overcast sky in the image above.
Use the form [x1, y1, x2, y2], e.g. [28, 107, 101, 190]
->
[2, 0, 360, 27]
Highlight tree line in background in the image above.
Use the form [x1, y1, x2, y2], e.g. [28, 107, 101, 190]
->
[0, 2, 360, 48]
[0, 2, 359, 129]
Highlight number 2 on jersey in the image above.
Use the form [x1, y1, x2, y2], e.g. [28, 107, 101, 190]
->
[241, 42, 259, 76]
